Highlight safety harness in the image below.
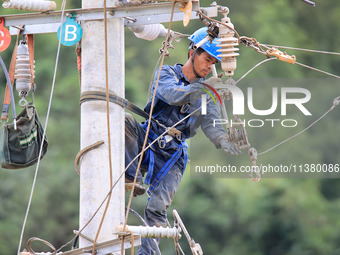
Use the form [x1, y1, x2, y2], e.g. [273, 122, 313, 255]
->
[139, 121, 189, 197]
[141, 74, 200, 197]
[80, 69, 199, 198]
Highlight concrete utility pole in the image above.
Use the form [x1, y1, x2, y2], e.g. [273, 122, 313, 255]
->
[79, 0, 125, 253]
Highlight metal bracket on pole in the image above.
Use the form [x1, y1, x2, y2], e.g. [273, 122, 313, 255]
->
[3, 3, 217, 35]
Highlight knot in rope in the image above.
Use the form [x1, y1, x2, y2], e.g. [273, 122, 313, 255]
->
[248, 147, 258, 162]
[332, 96, 340, 109]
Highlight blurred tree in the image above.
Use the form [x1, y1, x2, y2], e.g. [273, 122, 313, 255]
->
[0, 0, 339, 254]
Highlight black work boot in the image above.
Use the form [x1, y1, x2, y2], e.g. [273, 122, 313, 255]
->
[125, 178, 146, 197]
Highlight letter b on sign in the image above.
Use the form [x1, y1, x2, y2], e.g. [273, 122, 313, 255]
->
[57, 16, 82, 46]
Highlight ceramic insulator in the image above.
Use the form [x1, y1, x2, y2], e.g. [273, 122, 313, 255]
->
[2, 0, 56, 12]
[217, 17, 239, 77]
[131, 24, 167, 41]
[117, 225, 180, 239]
[15, 41, 34, 97]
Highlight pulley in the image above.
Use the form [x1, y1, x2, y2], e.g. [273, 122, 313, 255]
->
[225, 117, 250, 150]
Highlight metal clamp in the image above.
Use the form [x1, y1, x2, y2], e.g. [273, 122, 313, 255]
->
[266, 48, 296, 64]
[159, 31, 189, 57]
[166, 127, 182, 142]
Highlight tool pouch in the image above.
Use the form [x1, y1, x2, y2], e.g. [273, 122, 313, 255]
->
[0, 103, 48, 169]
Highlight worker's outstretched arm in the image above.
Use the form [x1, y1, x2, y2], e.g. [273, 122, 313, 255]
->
[200, 100, 241, 155]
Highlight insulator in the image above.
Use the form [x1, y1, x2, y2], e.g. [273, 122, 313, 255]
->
[2, 0, 56, 12]
[15, 40, 34, 97]
[130, 24, 167, 41]
[217, 17, 239, 77]
[117, 225, 181, 239]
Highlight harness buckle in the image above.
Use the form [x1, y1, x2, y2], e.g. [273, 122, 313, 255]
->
[158, 136, 166, 149]
[180, 103, 190, 114]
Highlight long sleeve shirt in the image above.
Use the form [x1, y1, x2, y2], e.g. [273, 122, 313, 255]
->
[144, 63, 226, 149]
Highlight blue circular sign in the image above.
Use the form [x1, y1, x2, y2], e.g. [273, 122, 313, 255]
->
[57, 16, 82, 46]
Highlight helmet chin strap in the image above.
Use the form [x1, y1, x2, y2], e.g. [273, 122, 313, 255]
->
[191, 49, 202, 79]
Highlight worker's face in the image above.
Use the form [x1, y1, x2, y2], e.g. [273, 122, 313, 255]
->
[191, 50, 218, 78]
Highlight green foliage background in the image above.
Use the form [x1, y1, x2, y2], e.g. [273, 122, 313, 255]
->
[0, 0, 340, 254]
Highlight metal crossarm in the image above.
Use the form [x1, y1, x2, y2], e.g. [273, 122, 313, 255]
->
[2, 3, 217, 35]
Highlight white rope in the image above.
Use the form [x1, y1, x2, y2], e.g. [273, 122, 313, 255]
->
[261, 44, 340, 56]
[295, 61, 340, 79]
[236, 58, 276, 84]
[237, 53, 340, 156]
[17, 1, 67, 254]
[259, 99, 339, 156]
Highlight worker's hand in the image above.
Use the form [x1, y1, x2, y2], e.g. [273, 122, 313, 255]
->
[220, 139, 242, 155]
[204, 77, 223, 87]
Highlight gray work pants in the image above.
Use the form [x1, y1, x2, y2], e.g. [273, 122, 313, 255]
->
[125, 113, 183, 255]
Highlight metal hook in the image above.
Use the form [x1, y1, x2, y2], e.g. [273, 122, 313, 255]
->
[250, 166, 261, 182]
[19, 97, 28, 107]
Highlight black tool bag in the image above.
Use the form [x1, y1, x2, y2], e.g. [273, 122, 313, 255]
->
[0, 103, 48, 169]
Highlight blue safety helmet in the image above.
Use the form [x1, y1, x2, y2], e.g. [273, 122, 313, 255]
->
[189, 27, 221, 62]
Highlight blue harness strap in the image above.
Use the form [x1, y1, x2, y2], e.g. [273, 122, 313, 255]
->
[142, 145, 155, 185]
[139, 122, 156, 185]
[140, 72, 197, 198]
[147, 141, 188, 198]
[138, 121, 189, 198]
